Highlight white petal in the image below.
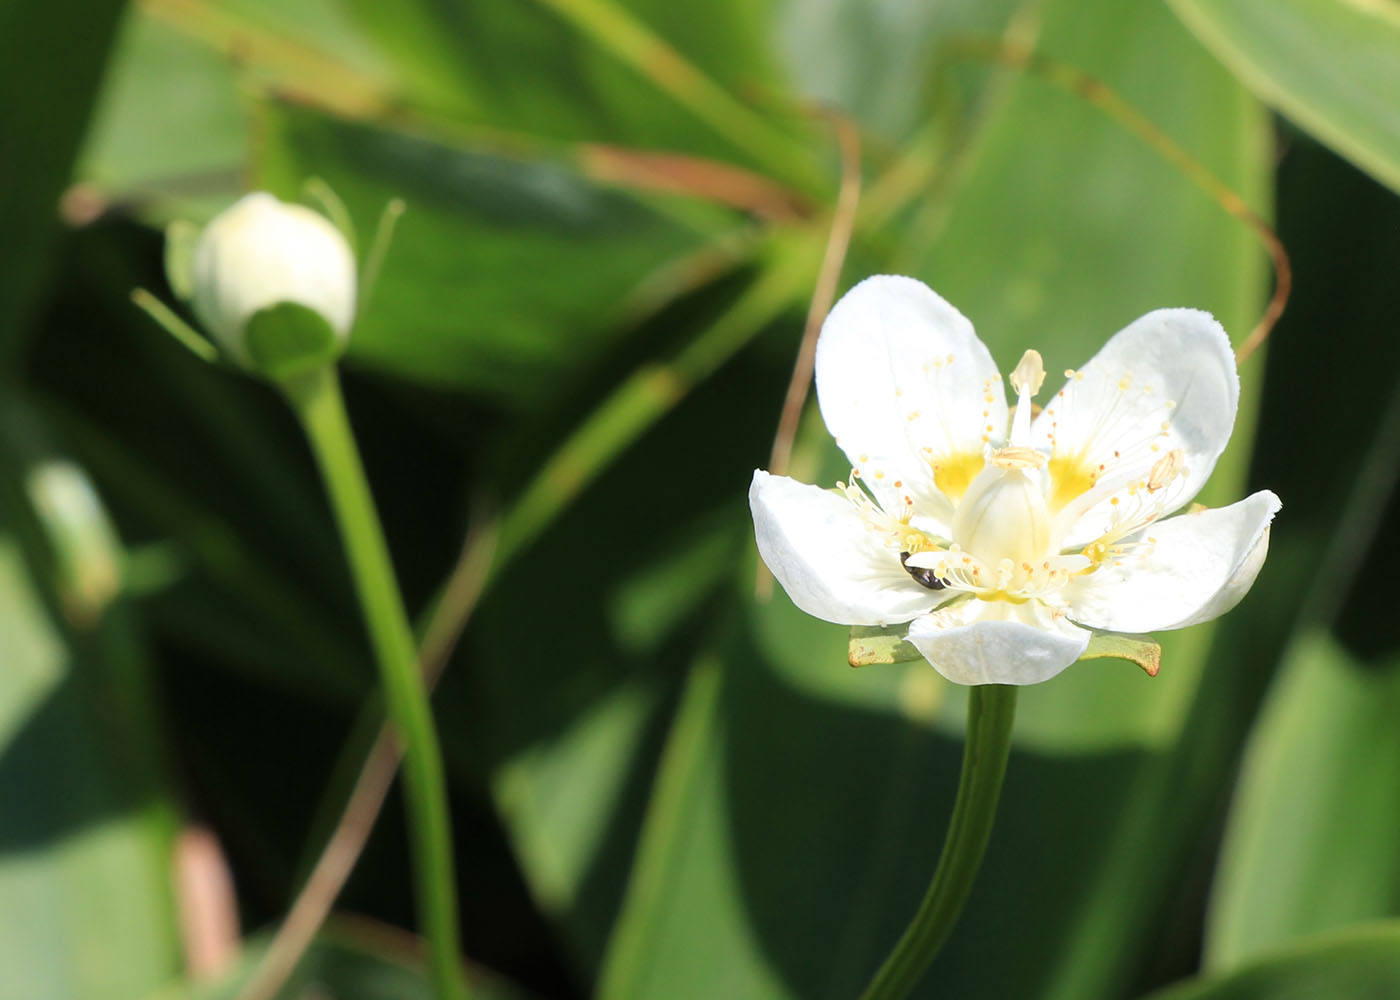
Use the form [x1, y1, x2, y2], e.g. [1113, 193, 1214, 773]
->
[815, 276, 1007, 522]
[906, 600, 1090, 686]
[749, 471, 941, 626]
[1065, 490, 1281, 633]
[1035, 309, 1239, 545]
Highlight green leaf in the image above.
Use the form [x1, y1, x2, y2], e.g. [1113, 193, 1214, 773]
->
[1146, 921, 1400, 1000]
[0, 0, 126, 365]
[77, 13, 246, 222]
[1204, 631, 1400, 968]
[338, 0, 793, 171]
[243, 302, 344, 380]
[771, 0, 1026, 140]
[0, 460, 178, 999]
[1170, 0, 1400, 195]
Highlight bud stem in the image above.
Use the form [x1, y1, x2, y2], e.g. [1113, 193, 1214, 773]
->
[283, 366, 469, 1000]
[859, 684, 1018, 1000]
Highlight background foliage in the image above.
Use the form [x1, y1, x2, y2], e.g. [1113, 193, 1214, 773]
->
[3, 0, 1399, 997]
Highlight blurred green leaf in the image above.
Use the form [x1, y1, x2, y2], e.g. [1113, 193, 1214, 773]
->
[1147, 921, 1400, 1000]
[339, 0, 795, 172]
[78, 11, 247, 221]
[1170, 0, 1400, 195]
[1203, 379, 1400, 970]
[0, 0, 126, 364]
[254, 103, 729, 405]
[771, 0, 1026, 141]
[1204, 631, 1400, 969]
[0, 466, 178, 999]
[494, 683, 659, 920]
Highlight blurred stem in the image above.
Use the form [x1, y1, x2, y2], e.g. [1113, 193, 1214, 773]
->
[860, 685, 1018, 1000]
[490, 239, 818, 575]
[282, 366, 467, 1000]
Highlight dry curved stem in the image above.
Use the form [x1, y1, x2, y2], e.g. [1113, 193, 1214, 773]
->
[755, 109, 862, 599]
[234, 503, 499, 1000]
[950, 38, 1292, 366]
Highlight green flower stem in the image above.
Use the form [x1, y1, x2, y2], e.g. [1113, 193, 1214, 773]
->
[860, 684, 1019, 1000]
[283, 366, 467, 1000]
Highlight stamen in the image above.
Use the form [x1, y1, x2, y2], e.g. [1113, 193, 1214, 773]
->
[1009, 350, 1046, 396]
[1147, 448, 1185, 492]
[990, 445, 1047, 469]
[1008, 349, 1045, 447]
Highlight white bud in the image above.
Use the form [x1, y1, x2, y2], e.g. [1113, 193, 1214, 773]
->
[190, 192, 357, 363]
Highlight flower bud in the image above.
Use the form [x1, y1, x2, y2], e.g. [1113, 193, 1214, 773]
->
[190, 192, 357, 364]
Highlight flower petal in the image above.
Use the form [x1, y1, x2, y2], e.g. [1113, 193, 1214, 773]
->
[1035, 309, 1239, 545]
[1065, 490, 1280, 633]
[750, 470, 942, 626]
[905, 600, 1090, 686]
[815, 276, 1007, 525]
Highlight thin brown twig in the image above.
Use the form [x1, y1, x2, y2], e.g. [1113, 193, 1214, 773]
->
[952, 39, 1291, 365]
[755, 110, 862, 599]
[767, 112, 862, 476]
[235, 503, 500, 1000]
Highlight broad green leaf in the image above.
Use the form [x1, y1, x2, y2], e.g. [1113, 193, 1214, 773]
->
[78, 1, 397, 222]
[254, 103, 726, 405]
[1031, 145, 1400, 1000]
[77, 12, 247, 222]
[494, 683, 658, 920]
[1204, 631, 1400, 969]
[0, 0, 125, 365]
[1170, 0, 1400, 195]
[0, 466, 178, 999]
[338, 0, 798, 174]
[1147, 921, 1400, 1000]
[773, 0, 1026, 140]
[457, 362, 795, 976]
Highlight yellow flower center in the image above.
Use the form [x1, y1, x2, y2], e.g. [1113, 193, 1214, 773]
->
[931, 451, 985, 500]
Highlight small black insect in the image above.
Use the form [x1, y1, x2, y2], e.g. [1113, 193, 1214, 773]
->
[900, 551, 947, 590]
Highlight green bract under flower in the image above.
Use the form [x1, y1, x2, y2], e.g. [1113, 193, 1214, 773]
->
[750, 275, 1279, 685]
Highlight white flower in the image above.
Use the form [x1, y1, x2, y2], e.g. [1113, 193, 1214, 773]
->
[750, 275, 1280, 686]
[191, 192, 357, 363]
